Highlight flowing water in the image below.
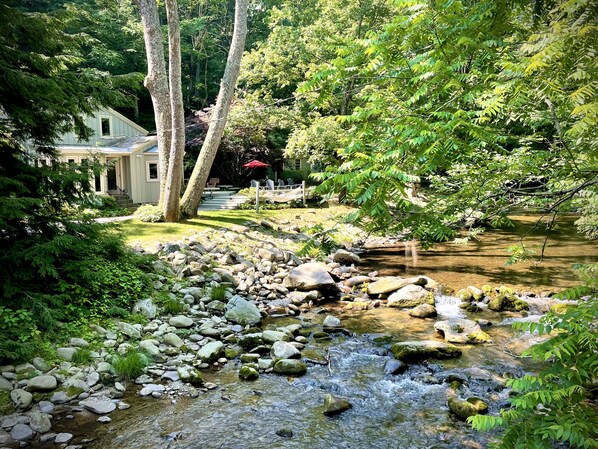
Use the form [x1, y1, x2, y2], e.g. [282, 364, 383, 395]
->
[67, 300, 549, 449]
[360, 215, 598, 292]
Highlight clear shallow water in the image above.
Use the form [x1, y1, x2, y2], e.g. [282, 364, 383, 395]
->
[360, 215, 598, 292]
[75, 303, 543, 449]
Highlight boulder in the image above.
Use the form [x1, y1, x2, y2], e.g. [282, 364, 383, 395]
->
[32, 357, 50, 372]
[69, 337, 90, 348]
[132, 299, 157, 319]
[323, 394, 352, 416]
[0, 377, 12, 391]
[467, 286, 484, 301]
[163, 333, 184, 348]
[367, 276, 426, 295]
[488, 294, 529, 312]
[56, 347, 77, 361]
[117, 322, 141, 339]
[79, 398, 116, 414]
[10, 424, 33, 442]
[29, 411, 52, 433]
[283, 263, 338, 292]
[332, 249, 361, 265]
[176, 366, 203, 385]
[262, 330, 290, 344]
[270, 341, 301, 361]
[169, 315, 194, 328]
[237, 333, 263, 351]
[225, 296, 261, 326]
[391, 341, 462, 362]
[448, 396, 488, 420]
[198, 341, 224, 363]
[387, 285, 434, 308]
[322, 315, 341, 329]
[434, 319, 492, 344]
[409, 304, 437, 318]
[10, 389, 33, 409]
[26, 375, 57, 392]
[139, 340, 161, 357]
[273, 359, 307, 376]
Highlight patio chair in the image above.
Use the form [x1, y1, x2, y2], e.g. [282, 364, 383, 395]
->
[266, 179, 275, 190]
[206, 177, 220, 188]
[250, 179, 259, 187]
[287, 178, 294, 187]
[277, 179, 285, 189]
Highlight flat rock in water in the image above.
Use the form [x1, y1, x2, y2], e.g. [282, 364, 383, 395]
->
[387, 285, 434, 308]
[434, 319, 492, 344]
[270, 341, 300, 361]
[332, 249, 361, 265]
[283, 263, 338, 292]
[391, 341, 462, 362]
[262, 330, 289, 343]
[409, 304, 437, 318]
[55, 433, 74, 444]
[273, 359, 307, 376]
[198, 341, 224, 363]
[322, 315, 341, 328]
[367, 276, 426, 295]
[344, 276, 371, 287]
[79, 398, 116, 414]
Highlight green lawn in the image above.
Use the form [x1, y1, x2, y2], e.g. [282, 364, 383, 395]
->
[116, 206, 354, 246]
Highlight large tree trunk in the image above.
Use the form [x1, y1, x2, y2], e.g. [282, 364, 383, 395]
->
[135, 0, 172, 206]
[179, 0, 248, 218]
[163, 0, 185, 222]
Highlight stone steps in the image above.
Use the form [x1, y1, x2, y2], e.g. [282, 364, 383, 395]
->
[199, 192, 248, 211]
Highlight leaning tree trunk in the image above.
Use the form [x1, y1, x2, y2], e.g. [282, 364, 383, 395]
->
[135, 0, 172, 206]
[179, 0, 248, 218]
[162, 0, 185, 222]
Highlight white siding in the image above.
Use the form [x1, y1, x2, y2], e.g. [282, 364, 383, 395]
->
[130, 155, 160, 204]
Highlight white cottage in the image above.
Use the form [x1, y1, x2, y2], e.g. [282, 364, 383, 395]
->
[41, 107, 160, 204]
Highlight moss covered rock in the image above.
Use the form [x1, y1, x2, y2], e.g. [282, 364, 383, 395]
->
[387, 285, 435, 308]
[391, 341, 462, 362]
[239, 365, 259, 381]
[448, 396, 489, 420]
[549, 303, 577, 314]
[273, 359, 307, 376]
[0, 390, 14, 415]
[487, 293, 529, 312]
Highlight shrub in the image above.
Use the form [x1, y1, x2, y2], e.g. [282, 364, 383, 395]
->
[210, 285, 229, 302]
[162, 298, 185, 315]
[134, 204, 164, 222]
[470, 264, 598, 448]
[112, 350, 150, 381]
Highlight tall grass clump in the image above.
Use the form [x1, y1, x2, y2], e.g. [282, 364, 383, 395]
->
[210, 285, 229, 302]
[112, 350, 150, 381]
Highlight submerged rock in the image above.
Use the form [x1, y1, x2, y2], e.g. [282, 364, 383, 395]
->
[79, 398, 116, 414]
[391, 341, 462, 362]
[384, 359, 408, 375]
[323, 394, 352, 416]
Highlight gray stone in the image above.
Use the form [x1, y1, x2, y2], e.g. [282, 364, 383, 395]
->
[332, 249, 361, 265]
[90, 324, 108, 335]
[38, 401, 54, 414]
[55, 433, 74, 444]
[39, 432, 56, 443]
[237, 333, 263, 351]
[283, 263, 338, 292]
[56, 348, 77, 361]
[97, 416, 111, 423]
[132, 298, 157, 319]
[139, 384, 165, 397]
[86, 372, 100, 388]
[31, 357, 50, 372]
[29, 412, 52, 433]
[271, 341, 300, 361]
[344, 276, 371, 287]
[79, 399, 116, 414]
[434, 319, 491, 344]
[367, 276, 426, 295]
[69, 338, 89, 348]
[198, 341, 224, 363]
[322, 315, 341, 328]
[10, 389, 33, 409]
[10, 424, 33, 441]
[0, 377, 12, 391]
[14, 363, 36, 374]
[161, 371, 179, 382]
[387, 285, 434, 308]
[117, 321, 141, 339]
[384, 359, 408, 375]
[391, 341, 462, 362]
[323, 394, 352, 415]
[139, 340, 161, 357]
[409, 304, 438, 318]
[169, 315, 194, 328]
[26, 375, 57, 392]
[273, 359, 307, 376]
[262, 330, 289, 344]
[163, 333, 184, 348]
[225, 296, 261, 326]
[96, 362, 113, 373]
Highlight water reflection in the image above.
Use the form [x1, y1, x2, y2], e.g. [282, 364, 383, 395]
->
[361, 215, 598, 292]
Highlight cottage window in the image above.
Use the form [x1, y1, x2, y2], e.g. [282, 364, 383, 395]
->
[293, 159, 301, 170]
[100, 116, 112, 137]
[146, 161, 159, 182]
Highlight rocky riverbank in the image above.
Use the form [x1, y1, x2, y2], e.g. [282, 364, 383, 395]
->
[0, 218, 572, 448]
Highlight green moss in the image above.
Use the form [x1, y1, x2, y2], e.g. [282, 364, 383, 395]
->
[225, 348, 240, 359]
[0, 391, 14, 415]
[457, 289, 474, 302]
[467, 331, 492, 343]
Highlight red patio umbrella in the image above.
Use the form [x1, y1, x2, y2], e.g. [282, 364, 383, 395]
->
[242, 159, 270, 168]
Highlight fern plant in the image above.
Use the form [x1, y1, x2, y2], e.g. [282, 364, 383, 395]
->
[297, 224, 339, 259]
[469, 264, 598, 448]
